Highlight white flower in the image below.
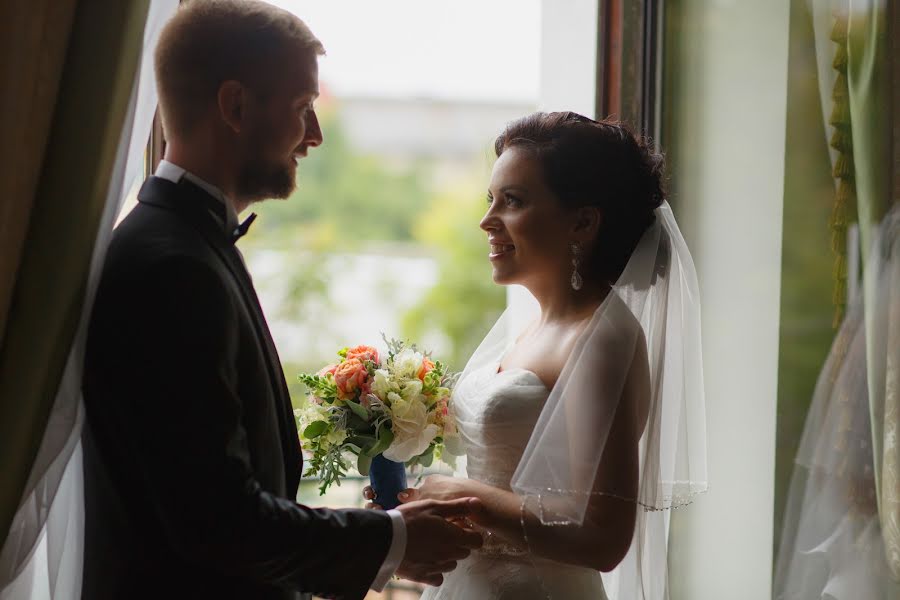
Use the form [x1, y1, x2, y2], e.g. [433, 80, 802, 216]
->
[325, 428, 348, 446]
[443, 431, 466, 457]
[296, 403, 328, 432]
[383, 395, 440, 462]
[372, 369, 392, 398]
[392, 348, 424, 379]
[439, 403, 464, 456]
[400, 379, 423, 402]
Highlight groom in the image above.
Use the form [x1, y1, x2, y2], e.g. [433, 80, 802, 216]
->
[81, 2, 481, 599]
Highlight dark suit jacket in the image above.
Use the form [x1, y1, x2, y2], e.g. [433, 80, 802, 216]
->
[82, 176, 392, 600]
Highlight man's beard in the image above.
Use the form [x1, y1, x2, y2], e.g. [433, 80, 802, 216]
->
[236, 153, 296, 201]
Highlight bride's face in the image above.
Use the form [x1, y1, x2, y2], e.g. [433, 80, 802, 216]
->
[481, 146, 578, 288]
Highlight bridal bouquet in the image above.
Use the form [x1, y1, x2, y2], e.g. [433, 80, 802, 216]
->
[296, 338, 462, 499]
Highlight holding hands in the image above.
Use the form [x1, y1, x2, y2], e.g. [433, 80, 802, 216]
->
[364, 474, 470, 509]
[391, 496, 485, 586]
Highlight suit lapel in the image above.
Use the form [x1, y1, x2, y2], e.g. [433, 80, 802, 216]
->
[137, 177, 303, 490]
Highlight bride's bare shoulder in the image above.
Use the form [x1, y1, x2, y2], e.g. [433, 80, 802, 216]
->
[587, 293, 646, 354]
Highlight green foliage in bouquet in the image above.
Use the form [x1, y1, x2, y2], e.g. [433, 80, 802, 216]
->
[296, 338, 461, 495]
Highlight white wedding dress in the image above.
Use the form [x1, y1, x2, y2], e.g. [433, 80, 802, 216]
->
[420, 362, 608, 600]
[421, 202, 706, 599]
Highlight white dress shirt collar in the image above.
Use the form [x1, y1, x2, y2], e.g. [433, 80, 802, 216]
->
[155, 160, 239, 233]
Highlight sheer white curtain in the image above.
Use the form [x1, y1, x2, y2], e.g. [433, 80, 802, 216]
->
[0, 3, 177, 597]
[773, 206, 900, 600]
[774, 1, 898, 596]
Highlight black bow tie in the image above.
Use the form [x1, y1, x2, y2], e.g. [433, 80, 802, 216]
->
[232, 212, 257, 244]
[173, 177, 255, 244]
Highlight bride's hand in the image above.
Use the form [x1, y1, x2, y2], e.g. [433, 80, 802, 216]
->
[397, 474, 470, 504]
[365, 477, 496, 536]
[400, 476, 485, 533]
[361, 474, 471, 509]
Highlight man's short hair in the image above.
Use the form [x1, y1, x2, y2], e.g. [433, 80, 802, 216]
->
[154, 0, 324, 139]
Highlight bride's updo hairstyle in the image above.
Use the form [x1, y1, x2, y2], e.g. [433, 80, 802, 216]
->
[494, 112, 666, 286]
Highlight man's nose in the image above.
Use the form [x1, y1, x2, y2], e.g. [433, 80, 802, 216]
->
[305, 110, 323, 147]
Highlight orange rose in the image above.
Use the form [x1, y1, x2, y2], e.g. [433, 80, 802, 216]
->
[317, 364, 338, 377]
[345, 345, 380, 365]
[417, 357, 436, 382]
[333, 358, 369, 400]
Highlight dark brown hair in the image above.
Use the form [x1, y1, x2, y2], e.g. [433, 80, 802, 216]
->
[494, 111, 666, 284]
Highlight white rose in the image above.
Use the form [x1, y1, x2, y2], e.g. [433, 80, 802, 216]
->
[383, 396, 440, 462]
[393, 348, 424, 379]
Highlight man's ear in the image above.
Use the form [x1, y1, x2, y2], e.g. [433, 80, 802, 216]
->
[573, 206, 602, 241]
[217, 80, 244, 134]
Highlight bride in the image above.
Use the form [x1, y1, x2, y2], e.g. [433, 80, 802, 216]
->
[366, 112, 708, 599]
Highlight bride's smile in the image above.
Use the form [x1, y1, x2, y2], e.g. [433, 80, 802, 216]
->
[487, 241, 514, 259]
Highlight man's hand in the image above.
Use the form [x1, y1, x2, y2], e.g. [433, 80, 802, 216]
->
[394, 497, 484, 587]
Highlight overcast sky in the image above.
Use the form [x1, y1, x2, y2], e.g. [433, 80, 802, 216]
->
[267, 1, 541, 102]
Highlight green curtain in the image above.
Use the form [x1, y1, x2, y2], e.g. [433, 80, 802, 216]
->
[0, 0, 79, 358]
[0, 0, 150, 545]
[847, 1, 892, 257]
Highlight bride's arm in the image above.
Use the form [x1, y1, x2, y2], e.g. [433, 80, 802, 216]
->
[405, 477, 635, 572]
[393, 337, 648, 572]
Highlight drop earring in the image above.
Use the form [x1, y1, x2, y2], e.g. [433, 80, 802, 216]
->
[570, 242, 583, 291]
